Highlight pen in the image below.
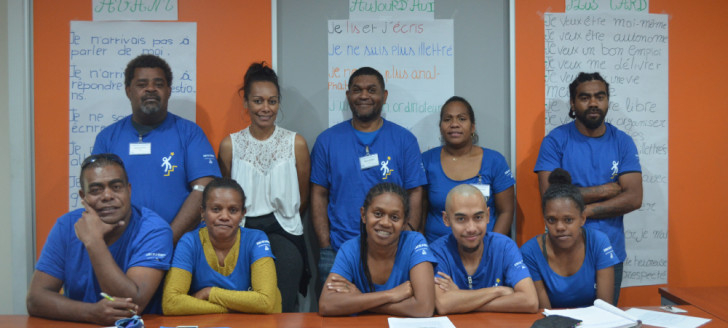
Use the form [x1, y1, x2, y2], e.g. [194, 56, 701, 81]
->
[100, 292, 137, 315]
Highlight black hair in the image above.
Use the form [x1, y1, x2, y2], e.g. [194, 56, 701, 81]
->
[359, 182, 409, 293]
[348, 66, 385, 91]
[79, 153, 128, 191]
[201, 177, 246, 209]
[439, 96, 479, 144]
[239, 61, 280, 101]
[124, 54, 172, 87]
[568, 72, 609, 119]
[541, 168, 585, 213]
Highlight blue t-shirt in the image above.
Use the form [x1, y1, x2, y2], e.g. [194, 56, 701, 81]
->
[422, 146, 515, 243]
[92, 113, 221, 223]
[171, 227, 275, 294]
[430, 233, 530, 290]
[331, 231, 436, 293]
[35, 206, 173, 314]
[520, 228, 620, 308]
[534, 122, 641, 261]
[310, 119, 428, 250]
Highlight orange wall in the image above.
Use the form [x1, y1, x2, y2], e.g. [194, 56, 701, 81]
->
[516, 1, 728, 306]
[34, 0, 269, 254]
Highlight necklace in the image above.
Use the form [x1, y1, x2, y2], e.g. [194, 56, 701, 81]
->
[444, 144, 473, 161]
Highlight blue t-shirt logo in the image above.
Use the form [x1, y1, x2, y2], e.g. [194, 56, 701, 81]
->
[610, 160, 619, 179]
[162, 152, 177, 176]
[380, 156, 394, 179]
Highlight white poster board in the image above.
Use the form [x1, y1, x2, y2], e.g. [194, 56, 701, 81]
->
[68, 21, 196, 210]
[92, 0, 179, 21]
[348, 0, 434, 20]
[565, 0, 649, 13]
[327, 17, 454, 151]
[544, 13, 668, 287]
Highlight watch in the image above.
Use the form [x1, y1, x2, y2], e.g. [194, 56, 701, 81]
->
[192, 184, 205, 192]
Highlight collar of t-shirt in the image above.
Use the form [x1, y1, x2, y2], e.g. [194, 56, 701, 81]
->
[353, 128, 381, 146]
[131, 118, 164, 137]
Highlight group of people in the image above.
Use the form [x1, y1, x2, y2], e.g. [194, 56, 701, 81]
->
[26, 54, 642, 325]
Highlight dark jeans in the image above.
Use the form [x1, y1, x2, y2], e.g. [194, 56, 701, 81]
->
[613, 262, 624, 305]
[317, 246, 336, 296]
[245, 213, 309, 312]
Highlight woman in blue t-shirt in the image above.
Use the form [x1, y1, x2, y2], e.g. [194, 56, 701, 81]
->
[521, 169, 619, 309]
[318, 183, 436, 317]
[162, 177, 281, 314]
[422, 96, 515, 242]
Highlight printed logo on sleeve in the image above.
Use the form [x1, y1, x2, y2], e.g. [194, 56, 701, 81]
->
[256, 239, 272, 251]
[603, 246, 616, 259]
[504, 169, 514, 179]
[414, 243, 429, 255]
[513, 260, 527, 270]
[145, 252, 168, 261]
[203, 154, 216, 164]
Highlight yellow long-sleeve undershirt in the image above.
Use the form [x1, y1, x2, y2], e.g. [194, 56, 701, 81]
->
[162, 228, 282, 315]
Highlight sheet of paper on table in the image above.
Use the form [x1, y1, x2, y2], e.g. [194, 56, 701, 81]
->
[625, 308, 711, 328]
[388, 316, 456, 328]
[543, 299, 639, 328]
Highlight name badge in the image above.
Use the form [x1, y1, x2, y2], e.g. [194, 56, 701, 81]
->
[129, 142, 151, 155]
[471, 183, 491, 201]
[360, 153, 379, 170]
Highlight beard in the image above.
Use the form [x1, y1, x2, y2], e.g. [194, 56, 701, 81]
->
[575, 107, 606, 130]
[140, 96, 162, 115]
[350, 103, 382, 123]
[459, 238, 483, 254]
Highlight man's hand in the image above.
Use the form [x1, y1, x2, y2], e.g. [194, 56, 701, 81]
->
[89, 297, 138, 325]
[192, 287, 212, 300]
[434, 272, 460, 292]
[74, 200, 123, 246]
[386, 281, 413, 303]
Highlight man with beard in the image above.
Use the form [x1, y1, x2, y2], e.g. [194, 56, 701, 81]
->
[92, 55, 220, 244]
[310, 67, 427, 289]
[27, 154, 173, 324]
[534, 72, 642, 304]
[430, 184, 537, 315]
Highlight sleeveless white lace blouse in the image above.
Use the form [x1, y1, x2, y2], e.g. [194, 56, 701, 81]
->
[230, 126, 303, 235]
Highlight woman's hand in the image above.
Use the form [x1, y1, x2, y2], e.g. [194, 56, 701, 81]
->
[193, 287, 212, 300]
[386, 281, 413, 303]
[326, 275, 361, 294]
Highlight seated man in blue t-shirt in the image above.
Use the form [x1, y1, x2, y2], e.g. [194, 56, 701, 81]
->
[430, 184, 538, 314]
[27, 154, 173, 325]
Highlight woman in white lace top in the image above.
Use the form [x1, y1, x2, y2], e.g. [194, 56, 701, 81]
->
[218, 62, 310, 312]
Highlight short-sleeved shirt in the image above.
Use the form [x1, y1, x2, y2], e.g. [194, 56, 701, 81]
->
[430, 233, 530, 290]
[35, 206, 173, 314]
[171, 227, 275, 294]
[534, 122, 641, 261]
[92, 113, 221, 223]
[422, 146, 515, 243]
[331, 231, 436, 293]
[520, 228, 620, 308]
[310, 119, 427, 250]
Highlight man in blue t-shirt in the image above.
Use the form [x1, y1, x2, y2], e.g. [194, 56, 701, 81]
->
[534, 72, 643, 304]
[310, 67, 427, 289]
[27, 154, 173, 325]
[92, 54, 220, 243]
[430, 184, 538, 314]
